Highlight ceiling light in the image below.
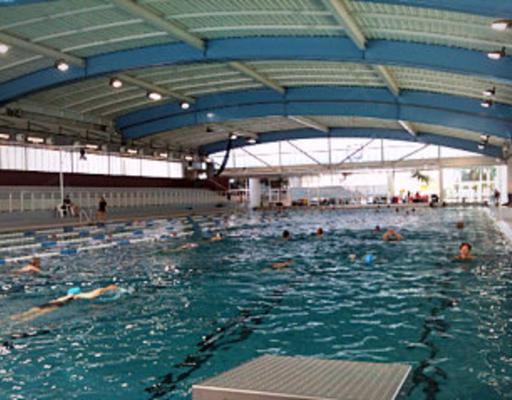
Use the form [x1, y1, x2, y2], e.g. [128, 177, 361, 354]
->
[487, 47, 506, 60]
[230, 133, 238, 140]
[0, 43, 9, 55]
[55, 60, 69, 72]
[481, 99, 493, 108]
[247, 138, 257, 144]
[480, 134, 490, 142]
[180, 101, 190, 110]
[483, 87, 496, 97]
[0, 133, 10, 140]
[27, 136, 44, 144]
[109, 78, 123, 89]
[491, 20, 512, 31]
[147, 91, 162, 101]
[478, 143, 485, 150]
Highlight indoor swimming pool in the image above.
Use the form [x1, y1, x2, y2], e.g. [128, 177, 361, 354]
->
[0, 208, 511, 400]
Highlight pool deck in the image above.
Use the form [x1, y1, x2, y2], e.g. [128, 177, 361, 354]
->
[193, 355, 411, 400]
[487, 207, 512, 242]
[0, 205, 237, 234]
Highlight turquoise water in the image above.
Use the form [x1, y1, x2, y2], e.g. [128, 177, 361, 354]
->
[1, 208, 511, 399]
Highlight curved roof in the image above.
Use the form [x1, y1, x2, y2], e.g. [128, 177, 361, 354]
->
[0, 0, 511, 159]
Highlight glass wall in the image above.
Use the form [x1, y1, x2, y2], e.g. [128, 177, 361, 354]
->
[212, 138, 481, 169]
[0, 144, 184, 179]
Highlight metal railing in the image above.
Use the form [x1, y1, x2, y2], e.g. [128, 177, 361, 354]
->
[0, 187, 228, 214]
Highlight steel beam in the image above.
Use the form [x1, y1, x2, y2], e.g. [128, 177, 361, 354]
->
[228, 62, 285, 94]
[0, 31, 84, 67]
[111, 0, 205, 50]
[118, 73, 194, 103]
[288, 116, 329, 133]
[2, 37, 512, 104]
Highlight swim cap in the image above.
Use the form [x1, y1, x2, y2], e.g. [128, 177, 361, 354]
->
[364, 254, 375, 264]
[348, 254, 357, 262]
[67, 287, 81, 296]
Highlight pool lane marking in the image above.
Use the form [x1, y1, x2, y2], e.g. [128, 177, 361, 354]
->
[145, 284, 292, 399]
[407, 271, 454, 399]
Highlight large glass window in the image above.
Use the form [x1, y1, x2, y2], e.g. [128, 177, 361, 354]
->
[0, 144, 184, 179]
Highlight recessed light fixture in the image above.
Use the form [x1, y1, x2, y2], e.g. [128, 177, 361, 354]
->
[478, 143, 485, 150]
[0, 133, 10, 140]
[247, 138, 257, 144]
[147, 91, 162, 101]
[481, 99, 493, 108]
[230, 133, 238, 140]
[55, 60, 69, 72]
[0, 43, 9, 55]
[27, 136, 45, 144]
[491, 20, 512, 31]
[483, 87, 496, 97]
[487, 47, 506, 60]
[109, 78, 123, 89]
[180, 101, 190, 110]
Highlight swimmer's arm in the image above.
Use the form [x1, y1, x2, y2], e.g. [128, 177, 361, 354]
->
[74, 284, 118, 300]
[15, 265, 39, 274]
[271, 260, 293, 269]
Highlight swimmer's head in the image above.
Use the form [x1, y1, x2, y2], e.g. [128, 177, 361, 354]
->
[412, 208, 416, 213]
[31, 257, 41, 268]
[282, 230, 290, 240]
[395, 207, 400, 213]
[456, 221, 465, 229]
[316, 227, 323, 236]
[375, 225, 381, 232]
[459, 242, 472, 257]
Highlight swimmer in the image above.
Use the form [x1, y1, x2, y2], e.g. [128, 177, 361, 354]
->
[11, 284, 118, 322]
[316, 227, 324, 237]
[456, 221, 465, 230]
[382, 228, 403, 241]
[282, 230, 291, 240]
[175, 242, 199, 251]
[15, 257, 41, 274]
[271, 260, 293, 270]
[375, 225, 381, 232]
[454, 242, 474, 261]
[211, 232, 223, 241]
[395, 207, 400, 213]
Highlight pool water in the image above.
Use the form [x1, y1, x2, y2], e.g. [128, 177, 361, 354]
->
[1, 208, 511, 400]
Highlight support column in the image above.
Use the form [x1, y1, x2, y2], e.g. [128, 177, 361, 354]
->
[439, 168, 444, 203]
[507, 159, 512, 205]
[387, 170, 395, 202]
[249, 177, 262, 209]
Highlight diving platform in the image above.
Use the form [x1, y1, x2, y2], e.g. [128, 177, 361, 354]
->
[193, 355, 411, 400]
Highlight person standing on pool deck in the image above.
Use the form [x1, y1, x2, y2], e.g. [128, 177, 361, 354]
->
[97, 196, 107, 222]
[454, 242, 475, 261]
[11, 284, 119, 322]
[382, 228, 403, 241]
[15, 257, 41, 274]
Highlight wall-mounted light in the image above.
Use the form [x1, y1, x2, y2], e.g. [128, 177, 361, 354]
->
[482, 87, 495, 97]
[55, 60, 69, 72]
[85, 144, 99, 150]
[487, 47, 506, 60]
[477, 143, 485, 150]
[230, 133, 238, 140]
[480, 99, 493, 108]
[247, 138, 257, 144]
[147, 91, 162, 101]
[27, 136, 44, 144]
[0, 43, 9, 55]
[491, 19, 512, 31]
[0, 133, 10, 140]
[184, 155, 193, 161]
[180, 101, 190, 110]
[127, 148, 138, 155]
[109, 78, 123, 89]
